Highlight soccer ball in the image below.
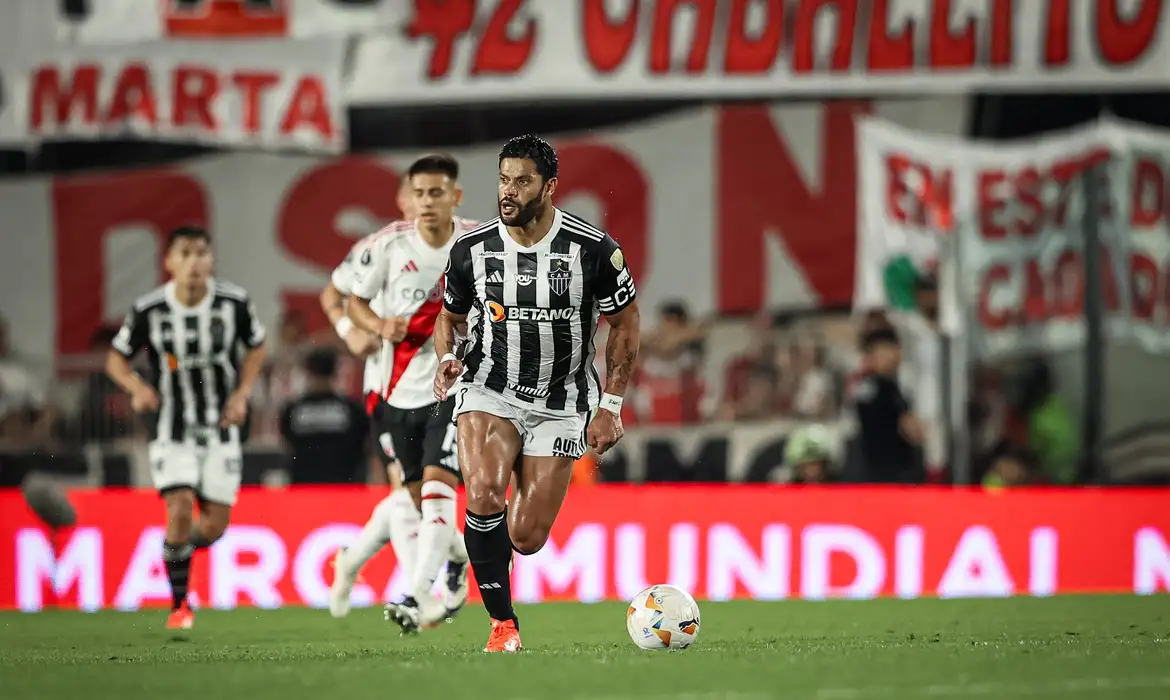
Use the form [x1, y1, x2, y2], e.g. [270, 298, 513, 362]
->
[625, 584, 701, 650]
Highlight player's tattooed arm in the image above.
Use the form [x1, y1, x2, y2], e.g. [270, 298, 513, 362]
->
[603, 301, 642, 396]
[347, 295, 383, 335]
[434, 308, 468, 360]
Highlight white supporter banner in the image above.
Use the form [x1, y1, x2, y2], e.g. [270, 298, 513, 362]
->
[0, 38, 348, 153]
[48, 0, 406, 43]
[0, 98, 966, 360]
[856, 118, 1170, 360]
[347, 0, 1170, 105]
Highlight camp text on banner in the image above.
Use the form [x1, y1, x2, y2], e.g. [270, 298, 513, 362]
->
[0, 38, 348, 154]
[347, 0, 1170, 105]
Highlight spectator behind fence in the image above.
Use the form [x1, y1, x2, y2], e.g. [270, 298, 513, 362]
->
[719, 312, 786, 421]
[76, 325, 136, 442]
[0, 315, 57, 448]
[256, 309, 312, 437]
[791, 340, 836, 420]
[639, 300, 706, 423]
[851, 327, 926, 484]
[784, 423, 834, 484]
[279, 348, 368, 485]
[1012, 359, 1078, 485]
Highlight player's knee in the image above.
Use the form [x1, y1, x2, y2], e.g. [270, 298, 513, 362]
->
[465, 472, 508, 513]
[509, 525, 551, 555]
[163, 489, 196, 525]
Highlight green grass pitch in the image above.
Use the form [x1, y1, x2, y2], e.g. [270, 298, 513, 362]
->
[1, 596, 1167, 700]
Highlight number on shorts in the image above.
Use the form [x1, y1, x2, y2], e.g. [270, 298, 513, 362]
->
[224, 457, 242, 475]
[441, 422, 459, 472]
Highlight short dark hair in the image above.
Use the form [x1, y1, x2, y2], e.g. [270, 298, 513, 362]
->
[407, 153, 459, 181]
[304, 347, 338, 379]
[167, 225, 210, 250]
[499, 134, 558, 181]
[861, 327, 900, 350]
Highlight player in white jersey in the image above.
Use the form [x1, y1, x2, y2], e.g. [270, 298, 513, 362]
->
[349, 154, 482, 632]
[321, 177, 465, 618]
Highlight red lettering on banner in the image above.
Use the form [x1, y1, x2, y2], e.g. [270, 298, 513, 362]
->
[173, 66, 220, 131]
[233, 72, 281, 134]
[104, 63, 158, 126]
[280, 77, 336, 138]
[165, 0, 288, 39]
[408, 0, 1165, 82]
[794, 0, 858, 73]
[407, 0, 478, 79]
[650, 0, 718, 74]
[1044, 0, 1071, 66]
[1131, 155, 1169, 227]
[473, 0, 537, 75]
[555, 143, 648, 285]
[51, 172, 209, 355]
[30, 64, 333, 143]
[1096, 0, 1163, 64]
[977, 155, 1105, 241]
[884, 155, 954, 230]
[930, 0, 976, 68]
[976, 247, 1130, 333]
[30, 65, 99, 127]
[278, 159, 403, 332]
[581, 0, 640, 73]
[724, 0, 783, 74]
[868, 0, 914, 71]
[717, 102, 866, 311]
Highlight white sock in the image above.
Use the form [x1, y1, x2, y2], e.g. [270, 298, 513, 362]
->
[385, 488, 420, 584]
[342, 495, 395, 576]
[447, 527, 468, 563]
[410, 481, 458, 597]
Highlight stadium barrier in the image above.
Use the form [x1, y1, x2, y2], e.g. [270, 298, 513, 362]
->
[1, 486, 1167, 611]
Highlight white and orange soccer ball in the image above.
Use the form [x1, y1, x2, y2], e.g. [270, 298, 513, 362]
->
[625, 584, 701, 650]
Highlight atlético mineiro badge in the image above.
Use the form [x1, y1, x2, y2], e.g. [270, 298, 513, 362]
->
[548, 259, 572, 295]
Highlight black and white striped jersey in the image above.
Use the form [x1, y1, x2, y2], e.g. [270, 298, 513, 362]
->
[443, 208, 637, 415]
[112, 279, 266, 444]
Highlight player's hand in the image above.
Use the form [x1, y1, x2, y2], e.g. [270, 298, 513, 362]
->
[587, 408, 624, 455]
[379, 316, 409, 343]
[434, 358, 463, 401]
[345, 327, 381, 357]
[220, 390, 249, 428]
[129, 385, 160, 413]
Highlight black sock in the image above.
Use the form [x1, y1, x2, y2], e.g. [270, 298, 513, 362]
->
[188, 528, 213, 550]
[464, 510, 516, 624]
[162, 541, 194, 610]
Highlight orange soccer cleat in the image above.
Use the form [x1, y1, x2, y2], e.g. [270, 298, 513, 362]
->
[166, 602, 195, 630]
[484, 618, 522, 653]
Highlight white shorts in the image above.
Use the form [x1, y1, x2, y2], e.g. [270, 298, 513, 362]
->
[148, 439, 244, 506]
[453, 384, 588, 459]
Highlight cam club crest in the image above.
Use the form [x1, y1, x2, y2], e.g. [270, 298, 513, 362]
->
[548, 259, 572, 295]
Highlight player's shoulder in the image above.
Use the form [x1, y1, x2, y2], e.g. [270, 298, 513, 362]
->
[131, 285, 170, 313]
[453, 216, 483, 234]
[360, 219, 416, 251]
[451, 218, 501, 252]
[212, 278, 252, 303]
[558, 210, 619, 251]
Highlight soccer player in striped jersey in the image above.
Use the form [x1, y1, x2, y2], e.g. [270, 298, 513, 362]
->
[105, 226, 267, 630]
[433, 135, 641, 652]
[348, 154, 480, 631]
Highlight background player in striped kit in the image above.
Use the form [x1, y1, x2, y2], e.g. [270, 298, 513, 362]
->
[349, 154, 480, 630]
[106, 226, 267, 630]
[433, 135, 641, 651]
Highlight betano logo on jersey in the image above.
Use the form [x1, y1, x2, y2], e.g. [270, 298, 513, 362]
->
[486, 302, 574, 323]
[164, 353, 217, 372]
